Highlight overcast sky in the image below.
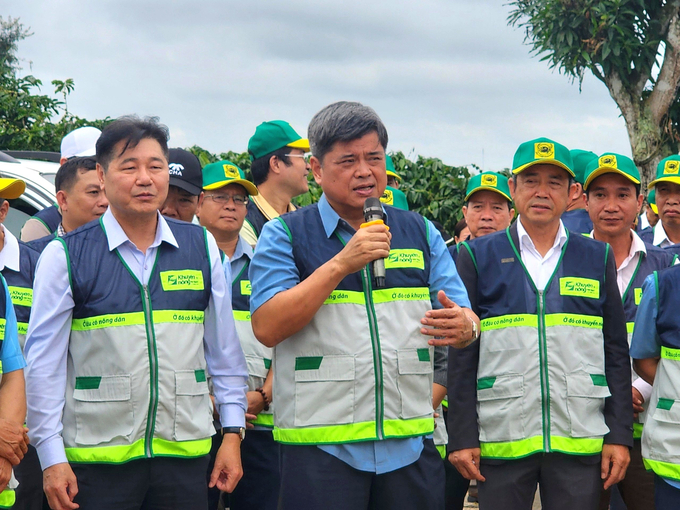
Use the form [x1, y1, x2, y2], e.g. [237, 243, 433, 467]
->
[8, 0, 631, 171]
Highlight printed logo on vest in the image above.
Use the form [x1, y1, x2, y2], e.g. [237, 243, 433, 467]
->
[385, 249, 425, 270]
[380, 189, 394, 205]
[160, 270, 205, 291]
[481, 174, 498, 187]
[8, 286, 32, 307]
[664, 160, 680, 175]
[535, 142, 555, 159]
[240, 280, 251, 296]
[634, 287, 643, 306]
[559, 277, 600, 299]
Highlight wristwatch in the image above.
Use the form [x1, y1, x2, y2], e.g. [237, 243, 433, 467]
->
[468, 316, 479, 340]
[222, 427, 246, 441]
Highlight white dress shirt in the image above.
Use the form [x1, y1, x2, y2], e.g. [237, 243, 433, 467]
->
[652, 221, 675, 248]
[516, 217, 568, 291]
[25, 209, 248, 469]
[0, 225, 21, 272]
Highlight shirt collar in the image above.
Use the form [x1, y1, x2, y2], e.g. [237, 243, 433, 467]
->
[317, 194, 389, 238]
[516, 216, 567, 254]
[629, 229, 648, 258]
[653, 220, 673, 247]
[229, 235, 253, 263]
[0, 225, 20, 272]
[251, 193, 296, 222]
[101, 209, 178, 252]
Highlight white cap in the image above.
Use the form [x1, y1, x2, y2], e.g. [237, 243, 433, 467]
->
[60, 126, 102, 159]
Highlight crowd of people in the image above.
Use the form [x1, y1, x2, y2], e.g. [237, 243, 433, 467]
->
[0, 100, 676, 510]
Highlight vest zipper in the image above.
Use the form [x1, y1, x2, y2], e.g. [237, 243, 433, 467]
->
[142, 284, 159, 457]
[537, 290, 551, 452]
[361, 266, 384, 440]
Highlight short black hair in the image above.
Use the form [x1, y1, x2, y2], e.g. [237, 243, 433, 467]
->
[96, 115, 169, 170]
[250, 147, 291, 186]
[454, 218, 467, 239]
[585, 182, 641, 198]
[55, 157, 97, 193]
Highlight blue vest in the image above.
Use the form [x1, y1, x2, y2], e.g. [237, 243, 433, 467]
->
[638, 226, 653, 244]
[27, 233, 56, 254]
[33, 205, 61, 234]
[245, 202, 268, 241]
[1, 242, 39, 345]
[561, 209, 593, 235]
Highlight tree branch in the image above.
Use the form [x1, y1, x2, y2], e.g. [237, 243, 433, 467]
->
[649, 14, 680, 125]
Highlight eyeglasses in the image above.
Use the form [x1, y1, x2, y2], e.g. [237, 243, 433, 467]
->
[284, 154, 310, 163]
[204, 193, 249, 206]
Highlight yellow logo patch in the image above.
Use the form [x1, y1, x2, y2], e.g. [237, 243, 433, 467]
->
[223, 164, 240, 179]
[385, 249, 425, 270]
[8, 286, 32, 307]
[634, 287, 643, 306]
[664, 160, 680, 175]
[599, 155, 617, 168]
[481, 174, 498, 187]
[535, 142, 555, 159]
[240, 280, 252, 296]
[380, 189, 394, 205]
[160, 270, 205, 291]
[559, 277, 600, 299]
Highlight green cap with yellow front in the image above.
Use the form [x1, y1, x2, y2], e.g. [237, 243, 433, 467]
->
[648, 189, 658, 214]
[202, 160, 258, 195]
[582, 153, 640, 190]
[380, 186, 409, 210]
[512, 137, 574, 176]
[570, 149, 597, 185]
[247, 120, 310, 161]
[0, 178, 25, 199]
[464, 172, 512, 202]
[648, 155, 680, 189]
[386, 155, 401, 181]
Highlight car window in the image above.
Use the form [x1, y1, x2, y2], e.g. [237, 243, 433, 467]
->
[5, 198, 38, 238]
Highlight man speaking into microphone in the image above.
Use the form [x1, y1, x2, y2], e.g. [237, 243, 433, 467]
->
[249, 101, 479, 510]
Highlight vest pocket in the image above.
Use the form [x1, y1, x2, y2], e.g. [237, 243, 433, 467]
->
[74, 375, 133, 446]
[477, 374, 525, 442]
[245, 355, 269, 390]
[294, 355, 355, 427]
[565, 371, 611, 438]
[397, 348, 434, 419]
[174, 370, 214, 441]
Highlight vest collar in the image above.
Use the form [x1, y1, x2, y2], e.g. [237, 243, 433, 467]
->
[101, 209, 178, 252]
[318, 194, 389, 239]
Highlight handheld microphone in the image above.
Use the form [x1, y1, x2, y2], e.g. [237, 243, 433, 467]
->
[363, 197, 386, 288]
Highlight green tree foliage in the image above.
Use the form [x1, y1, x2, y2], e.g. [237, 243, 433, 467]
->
[508, 1, 680, 185]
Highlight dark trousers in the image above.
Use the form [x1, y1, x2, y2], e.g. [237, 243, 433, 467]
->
[228, 430, 281, 510]
[598, 440, 654, 510]
[655, 475, 680, 510]
[444, 456, 470, 510]
[71, 455, 209, 510]
[13, 445, 49, 510]
[478, 452, 602, 510]
[279, 438, 445, 510]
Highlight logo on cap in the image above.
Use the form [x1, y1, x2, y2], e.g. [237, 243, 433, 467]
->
[481, 174, 498, 187]
[169, 163, 184, 176]
[664, 160, 680, 175]
[599, 155, 617, 168]
[535, 142, 555, 159]
[380, 189, 394, 205]
[223, 164, 240, 179]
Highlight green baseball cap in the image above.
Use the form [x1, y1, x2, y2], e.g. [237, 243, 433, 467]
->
[464, 172, 512, 202]
[386, 155, 401, 181]
[648, 188, 658, 214]
[582, 153, 640, 190]
[648, 155, 680, 189]
[202, 160, 258, 196]
[512, 137, 574, 177]
[380, 186, 409, 210]
[570, 149, 597, 185]
[247, 120, 310, 161]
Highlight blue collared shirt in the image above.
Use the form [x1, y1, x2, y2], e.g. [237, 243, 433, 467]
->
[0, 275, 25, 374]
[25, 210, 248, 470]
[249, 194, 470, 474]
[227, 236, 253, 284]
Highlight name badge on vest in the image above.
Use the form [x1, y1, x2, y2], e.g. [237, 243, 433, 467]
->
[385, 249, 425, 270]
[241, 280, 252, 296]
[558, 277, 600, 299]
[160, 270, 205, 291]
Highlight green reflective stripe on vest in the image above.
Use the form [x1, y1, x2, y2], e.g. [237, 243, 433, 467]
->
[480, 435, 603, 459]
[323, 290, 365, 305]
[480, 314, 537, 331]
[661, 346, 680, 360]
[8, 286, 32, 307]
[17, 322, 27, 335]
[543, 314, 603, 329]
[0, 488, 15, 509]
[627, 322, 635, 334]
[550, 435, 603, 455]
[0, 319, 5, 341]
[633, 422, 644, 439]
[64, 437, 211, 464]
[383, 418, 434, 438]
[372, 287, 430, 304]
[233, 310, 251, 322]
[152, 310, 204, 324]
[72, 310, 204, 330]
[252, 413, 274, 428]
[643, 458, 680, 482]
[436, 444, 446, 458]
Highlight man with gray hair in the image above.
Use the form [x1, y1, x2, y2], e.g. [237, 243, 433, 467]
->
[249, 101, 479, 509]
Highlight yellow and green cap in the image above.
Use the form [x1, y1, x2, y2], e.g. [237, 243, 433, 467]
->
[247, 120, 310, 161]
[202, 160, 258, 195]
[380, 186, 408, 210]
[512, 137, 574, 176]
[464, 172, 512, 202]
[648, 155, 680, 189]
[386, 155, 401, 181]
[570, 149, 597, 185]
[583, 153, 640, 190]
[0, 178, 25, 199]
[648, 188, 658, 214]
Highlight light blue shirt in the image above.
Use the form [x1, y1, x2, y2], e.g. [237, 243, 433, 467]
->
[25, 210, 249, 470]
[249, 194, 470, 474]
[0, 275, 25, 374]
[226, 236, 253, 284]
[630, 274, 680, 489]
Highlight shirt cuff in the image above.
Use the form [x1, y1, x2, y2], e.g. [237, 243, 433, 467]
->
[36, 435, 68, 470]
[632, 377, 654, 403]
[218, 403, 246, 428]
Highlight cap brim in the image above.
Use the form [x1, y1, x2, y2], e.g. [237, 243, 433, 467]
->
[169, 177, 203, 196]
[651, 203, 659, 214]
[513, 160, 575, 177]
[73, 148, 97, 158]
[386, 171, 402, 181]
[286, 138, 310, 152]
[648, 176, 680, 189]
[464, 186, 512, 203]
[204, 179, 259, 196]
[584, 167, 640, 190]
[0, 179, 25, 199]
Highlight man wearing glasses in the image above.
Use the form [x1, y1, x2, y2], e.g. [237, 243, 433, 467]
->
[242, 121, 311, 247]
[197, 161, 279, 510]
